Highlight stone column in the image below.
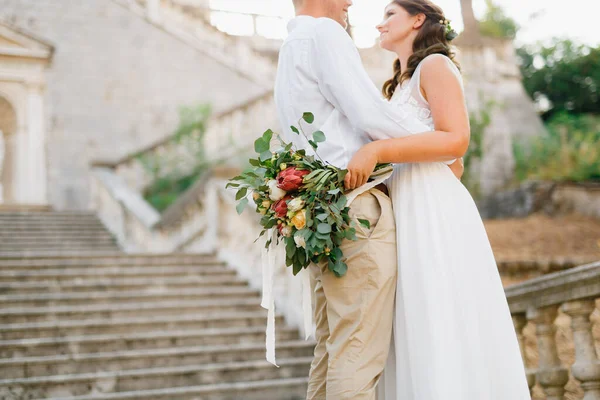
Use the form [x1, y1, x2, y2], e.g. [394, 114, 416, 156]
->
[26, 82, 47, 205]
[0, 129, 4, 203]
[528, 305, 569, 400]
[561, 300, 600, 400]
[513, 313, 536, 392]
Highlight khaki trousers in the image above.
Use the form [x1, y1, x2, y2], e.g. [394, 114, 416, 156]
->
[307, 188, 397, 400]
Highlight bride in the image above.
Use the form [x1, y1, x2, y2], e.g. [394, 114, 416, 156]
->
[344, 1, 531, 398]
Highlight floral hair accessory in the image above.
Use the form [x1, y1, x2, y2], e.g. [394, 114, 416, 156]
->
[439, 18, 458, 41]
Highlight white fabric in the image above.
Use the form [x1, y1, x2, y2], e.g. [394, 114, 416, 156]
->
[267, 15, 429, 366]
[376, 54, 531, 399]
[274, 16, 434, 170]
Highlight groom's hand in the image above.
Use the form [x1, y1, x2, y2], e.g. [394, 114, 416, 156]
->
[345, 143, 379, 190]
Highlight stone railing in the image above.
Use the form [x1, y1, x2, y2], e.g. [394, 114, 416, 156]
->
[90, 166, 216, 253]
[506, 260, 600, 399]
[117, 0, 276, 88]
[92, 91, 275, 194]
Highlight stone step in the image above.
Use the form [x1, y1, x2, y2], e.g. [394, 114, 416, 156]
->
[0, 227, 110, 234]
[0, 326, 300, 358]
[0, 340, 315, 379]
[0, 250, 127, 258]
[0, 254, 220, 267]
[43, 377, 308, 400]
[0, 214, 100, 221]
[0, 236, 115, 245]
[0, 247, 119, 254]
[0, 244, 119, 251]
[0, 297, 263, 324]
[0, 311, 284, 340]
[0, 358, 311, 399]
[0, 265, 235, 283]
[0, 275, 247, 294]
[0, 220, 106, 227]
[0, 286, 259, 307]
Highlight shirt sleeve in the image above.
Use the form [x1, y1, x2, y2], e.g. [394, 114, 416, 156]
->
[310, 18, 431, 140]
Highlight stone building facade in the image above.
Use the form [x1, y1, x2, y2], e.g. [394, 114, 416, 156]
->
[0, 0, 266, 209]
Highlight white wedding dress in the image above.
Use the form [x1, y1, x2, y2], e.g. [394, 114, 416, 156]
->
[376, 55, 531, 399]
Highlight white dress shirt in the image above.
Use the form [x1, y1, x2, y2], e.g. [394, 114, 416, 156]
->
[274, 15, 432, 169]
[260, 16, 433, 367]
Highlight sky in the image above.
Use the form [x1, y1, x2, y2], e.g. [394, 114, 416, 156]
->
[204, 0, 600, 48]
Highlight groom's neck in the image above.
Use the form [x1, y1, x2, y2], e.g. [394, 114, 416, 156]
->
[295, 0, 327, 19]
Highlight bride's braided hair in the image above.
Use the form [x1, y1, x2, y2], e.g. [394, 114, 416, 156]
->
[382, 0, 460, 100]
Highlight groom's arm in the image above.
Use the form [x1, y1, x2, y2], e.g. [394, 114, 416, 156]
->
[310, 18, 430, 140]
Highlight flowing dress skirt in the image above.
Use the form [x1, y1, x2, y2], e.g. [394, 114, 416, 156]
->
[377, 162, 531, 400]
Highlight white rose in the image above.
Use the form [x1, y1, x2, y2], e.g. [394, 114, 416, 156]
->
[267, 179, 286, 201]
[280, 225, 293, 237]
[294, 233, 306, 249]
[288, 198, 305, 213]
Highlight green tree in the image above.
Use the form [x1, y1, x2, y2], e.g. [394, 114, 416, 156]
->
[517, 39, 600, 118]
[478, 0, 519, 39]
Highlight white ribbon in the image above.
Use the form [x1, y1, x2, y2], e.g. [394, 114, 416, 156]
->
[260, 168, 394, 365]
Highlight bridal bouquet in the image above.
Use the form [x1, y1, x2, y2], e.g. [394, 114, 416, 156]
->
[227, 112, 392, 278]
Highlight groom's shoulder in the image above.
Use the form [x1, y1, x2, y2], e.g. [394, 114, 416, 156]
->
[313, 18, 351, 41]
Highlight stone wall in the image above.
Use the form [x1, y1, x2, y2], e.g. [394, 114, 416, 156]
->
[478, 181, 600, 220]
[0, 0, 266, 210]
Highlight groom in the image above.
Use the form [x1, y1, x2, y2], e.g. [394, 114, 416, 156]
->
[274, 1, 399, 399]
[275, 1, 462, 398]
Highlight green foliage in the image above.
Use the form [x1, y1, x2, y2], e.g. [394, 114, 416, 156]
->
[517, 39, 600, 117]
[139, 103, 212, 212]
[513, 112, 600, 183]
[228, 115, 391, 278]
[463, 100, 495, 197]
[479, 0, 519, 39]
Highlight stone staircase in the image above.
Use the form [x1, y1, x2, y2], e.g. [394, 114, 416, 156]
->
[0, 211, 121, 257]
[0, 217, 313, 399]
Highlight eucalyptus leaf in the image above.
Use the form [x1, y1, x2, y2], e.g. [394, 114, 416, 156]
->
[260, 150, 273, 162]
[236, 198, 249, 215]
[357, 218, 371, 229]
[316, 213, 329, 221]
[308, 140, 318, 149]
[254, 138, 270, 154]
[317, 223, 332, 234]
[262, 129, 273, 143]
[235, 187, 248, 201]
[290, 126, 300, 135]
[333, 261, 348, 277]
[302, 112, 315, 124]
[313, 130, 326, 143]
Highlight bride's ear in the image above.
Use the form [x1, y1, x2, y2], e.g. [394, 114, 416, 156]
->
[413, 13, 426, 29]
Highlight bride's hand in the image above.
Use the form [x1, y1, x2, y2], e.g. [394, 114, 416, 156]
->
[345, 142, 379, 190]
[449, 158, 464, 180]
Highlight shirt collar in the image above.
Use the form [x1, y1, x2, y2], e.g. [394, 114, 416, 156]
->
[287, 15, 315, 33]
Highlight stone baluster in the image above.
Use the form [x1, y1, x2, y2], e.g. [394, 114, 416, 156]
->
[561, 300, 600, 400]
[528, 305, 569, 400]
[513, 313, 536, 392]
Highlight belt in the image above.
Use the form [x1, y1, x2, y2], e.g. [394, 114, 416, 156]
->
[374, 182, 389, 196]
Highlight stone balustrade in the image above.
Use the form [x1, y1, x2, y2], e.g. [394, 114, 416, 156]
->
[506, 261, 600, 399]
[123, 0, 277, 88]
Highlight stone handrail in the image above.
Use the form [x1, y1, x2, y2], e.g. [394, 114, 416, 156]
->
[117, 0, 276, 88]
[506, 261, 600, 399]
[91, 166, 215, 253]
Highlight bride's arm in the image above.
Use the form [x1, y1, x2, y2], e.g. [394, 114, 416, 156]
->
[345, 56, 470, 189]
